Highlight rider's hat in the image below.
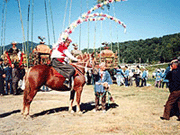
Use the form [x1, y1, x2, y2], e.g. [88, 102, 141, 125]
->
[11, 41, 17, 45]
[65, 37, 72, 43]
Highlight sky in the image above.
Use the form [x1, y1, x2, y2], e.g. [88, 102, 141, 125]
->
[0, 0, 180, 51]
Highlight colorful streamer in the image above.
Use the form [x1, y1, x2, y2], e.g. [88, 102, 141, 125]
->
[84, 0, 126, 17]
[56, 0, 127, 45]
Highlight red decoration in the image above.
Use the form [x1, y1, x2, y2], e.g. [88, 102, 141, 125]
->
[6, 52, 12, 66]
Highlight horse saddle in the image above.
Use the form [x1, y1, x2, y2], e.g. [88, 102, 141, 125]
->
[51, 67, 78, 78]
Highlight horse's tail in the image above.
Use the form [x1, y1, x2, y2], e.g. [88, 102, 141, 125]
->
[25, 67, 32, 93]
[23, 67, 32, 105]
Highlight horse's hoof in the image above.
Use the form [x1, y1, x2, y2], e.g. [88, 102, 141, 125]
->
[77, 111, 83, 115]
[70, 110, 74, 114]
[24, 115, 32, 120]
[23, 115, 27, 119]
[23, 113, 30, 119]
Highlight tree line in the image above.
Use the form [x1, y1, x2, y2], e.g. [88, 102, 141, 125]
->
[82, 33, 180, 64]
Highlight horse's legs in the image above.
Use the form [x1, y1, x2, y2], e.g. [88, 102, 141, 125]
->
[23, 89, 38, 116]
[69, 90, 75, 113]
[76, 87, 83, 113]
[22, 90, 28, 115]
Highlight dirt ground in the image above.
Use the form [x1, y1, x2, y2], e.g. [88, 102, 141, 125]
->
[0, 84, 180, 135]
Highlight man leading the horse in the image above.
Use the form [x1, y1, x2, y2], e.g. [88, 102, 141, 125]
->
[51, 37, 79, 88]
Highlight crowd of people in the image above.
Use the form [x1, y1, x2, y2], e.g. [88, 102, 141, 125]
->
[0, 59, 25, 96]
[114, 65, 148, 87]
[86, 65, 149, 87]
[154, 65, 170, 88]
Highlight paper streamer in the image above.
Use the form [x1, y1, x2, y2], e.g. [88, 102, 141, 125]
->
[56, 0, 127, 45]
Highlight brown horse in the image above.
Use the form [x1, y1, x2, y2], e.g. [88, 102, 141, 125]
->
[22, 53, 94, 116]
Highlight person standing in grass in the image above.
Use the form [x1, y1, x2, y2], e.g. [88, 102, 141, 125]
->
[115, 65, 124, 86]
[124, 65, 129, 87]
[94, 62, 113, 113]
[160, 59, 180, 120]
[140, 67, 148, 87]
[0, 58, 5, 96]
[134, 65, 141, 87]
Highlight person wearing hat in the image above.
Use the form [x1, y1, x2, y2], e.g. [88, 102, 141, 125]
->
[155, 68, 162, 88]
[134, 65, 141, 87]
[71, 43, 82, 57]
[7, 42, 20, 63]
[0, 58, 5, 96]
[8, 42, 19, 54]
[94, 62, 113, 113]
[160, 59, 180, 120]
[51, 37, 80, 88]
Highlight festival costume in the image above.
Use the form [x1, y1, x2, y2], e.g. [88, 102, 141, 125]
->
[51, 40, 78, 88]
[94, 69, 113, 111]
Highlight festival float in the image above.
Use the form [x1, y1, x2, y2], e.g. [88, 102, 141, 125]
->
[1, 42, 27, 66]
[94, 42, 118, 82]
[29, 36, 51, 66]
[95, 42, 118, 69]
[71, 43, 82, 57]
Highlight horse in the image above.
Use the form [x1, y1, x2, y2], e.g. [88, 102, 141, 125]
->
[22, 53, 94, 117]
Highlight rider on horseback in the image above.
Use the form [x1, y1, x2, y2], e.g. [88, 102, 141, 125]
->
[51, 37, 79, 88]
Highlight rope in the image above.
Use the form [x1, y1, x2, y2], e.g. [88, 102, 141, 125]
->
[17, 0, 26, 53]
[100, 20, 102, 62]
[31, 0, 34, 53]
[68, 0, 72, 50]
[62, 0, 69, 32]
[79, 0, 82, 50]
[44, 0, 50, 46]
[1, 0, 5, 53]
[48, 0, 56, 43]
[72, 63, 92, 70]
[3, 0, 8, 53]
[68, 0, 72, 25]
[26, 0, 30, 68]
[86, 0, 89, 54]
[93, 21, 97, 53]
[106, 9, 112, 51]
[112, 3, 120, 64]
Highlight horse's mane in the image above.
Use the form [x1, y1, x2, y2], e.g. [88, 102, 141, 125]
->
[76, 53, 90, 61]
[72, 53, 92, 75]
